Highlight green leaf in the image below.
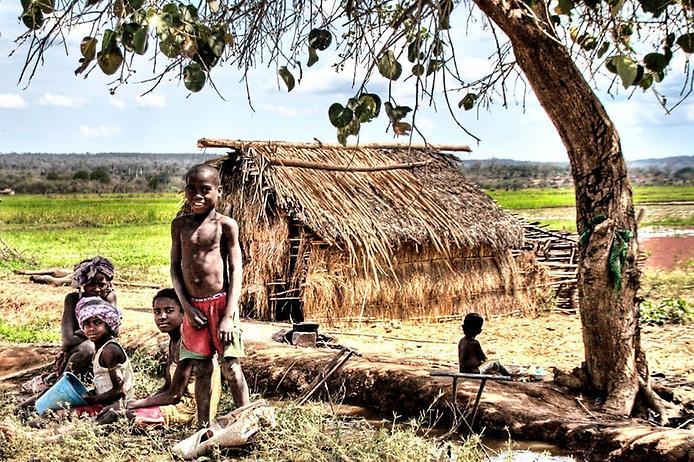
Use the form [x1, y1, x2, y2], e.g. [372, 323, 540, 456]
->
[613, 55, 638, 88]
[328, 103, 353, 129]
[407, 40, 421, 63]
[639, 73, 654, 90]
[207, 0, 220, 13]
[21, 7, 44, 30]
[122, 23, 148, 55]
[432, 38, 444, 56]
[458, 93, 477, 110]
[643, 52, 668, 72]
[377, 50, 402, 81]
[308, 29, 332, 51]
[677, 33, 694, 54]
[638, 0, 674, 17]
[183, 63, 206, 92]
[159, 35, 179, 58]
[278, 66, 295, 92]
[21, 0, 31, 12]
[412, 64, 424, 77]
[554, 0, 574, 14]
[426, 59, 444, 76]
[344, 117, 361, 137]
[132, 26, 148, 55]
[307, 47, 319, 67]
[126, 0, 144, 10]
[97, 47, 124, 75]
[354, 94, 380, 123]
[102, 29, 117, 52]
[610, 0, 626, 16]
[80, 37, 97, 60]
[384, 102, 412, 123]
[597, 42, 610, 59]
[35, 0, 54, 14]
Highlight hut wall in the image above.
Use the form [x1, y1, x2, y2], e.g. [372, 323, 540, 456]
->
[301, 244, 551, 323]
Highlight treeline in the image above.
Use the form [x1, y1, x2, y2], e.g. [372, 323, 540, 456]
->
[460, 158, 693, 190]
[0, 153, 691, 194]
[0, 153, 209, 194]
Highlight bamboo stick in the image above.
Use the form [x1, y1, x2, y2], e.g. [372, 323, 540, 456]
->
[198, 138, 472, 152]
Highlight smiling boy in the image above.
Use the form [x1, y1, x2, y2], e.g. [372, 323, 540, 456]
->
[170, 164, 250, 427]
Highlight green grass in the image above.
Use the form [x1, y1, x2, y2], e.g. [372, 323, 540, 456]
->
[488, 185, 694, 210]
[0, 193, 181, 228]
[0, 193, 180, 282]
[0, 319, 59, 343]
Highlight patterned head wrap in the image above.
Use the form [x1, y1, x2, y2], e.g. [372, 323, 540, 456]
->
[75, 296, 122, 332]
[72, 256, 115, 288]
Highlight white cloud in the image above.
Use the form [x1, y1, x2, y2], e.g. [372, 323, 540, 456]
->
[136, 94, 167, 108]
[79, 125, 121, 138]
[39, 93, 87, 107]
[256, 102, 298, 117]
[0, 93, 27, 109]
[109, 97, 126, 110]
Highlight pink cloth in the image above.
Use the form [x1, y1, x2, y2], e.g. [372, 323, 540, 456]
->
[75, 296, 122, 331]
[181, 293, 227, 358]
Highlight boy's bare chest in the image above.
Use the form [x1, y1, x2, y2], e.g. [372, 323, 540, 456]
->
[181, 223, 222, 247]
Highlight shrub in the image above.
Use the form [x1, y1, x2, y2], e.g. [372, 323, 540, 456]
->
[90, 167, 111, 183]
[73, 169, 90, 180]
[640, 298, 693, 325]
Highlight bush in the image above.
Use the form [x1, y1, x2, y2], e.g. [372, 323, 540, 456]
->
[90, 167, 111, 183]
[640, 298, 693, 325]
[73, 169, 90, 180]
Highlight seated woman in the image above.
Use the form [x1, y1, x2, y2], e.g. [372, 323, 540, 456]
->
[59, 256, 117, 376]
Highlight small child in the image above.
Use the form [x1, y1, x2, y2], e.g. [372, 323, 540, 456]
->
[171, 164, 251, 428]
[458, 313, 510, 376]
[72, 296, 133, 415]
[59, 256, 117, 375]
[98, 289, 222, 426]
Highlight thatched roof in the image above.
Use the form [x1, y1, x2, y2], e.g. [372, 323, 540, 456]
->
[201, 139, 523, 273]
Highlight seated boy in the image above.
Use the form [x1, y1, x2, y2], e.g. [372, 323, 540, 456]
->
[458, 313, 510, 375]
[97, 289, 221, 426]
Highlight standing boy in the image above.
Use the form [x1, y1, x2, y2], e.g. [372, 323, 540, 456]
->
[171, 164, 250, 428]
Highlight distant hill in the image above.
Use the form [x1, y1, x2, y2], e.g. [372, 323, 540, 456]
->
[0, 153, 691, 194]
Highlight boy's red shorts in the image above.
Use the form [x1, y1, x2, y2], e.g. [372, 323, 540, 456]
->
[181, 292, 244, 360]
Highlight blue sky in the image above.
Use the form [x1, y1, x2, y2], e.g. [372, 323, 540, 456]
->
[1, 4, 692, 162]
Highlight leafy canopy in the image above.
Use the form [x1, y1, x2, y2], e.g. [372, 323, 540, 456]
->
[15, 0, 693, 144]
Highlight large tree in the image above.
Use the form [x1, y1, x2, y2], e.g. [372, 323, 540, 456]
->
[15, 0, 691, 421]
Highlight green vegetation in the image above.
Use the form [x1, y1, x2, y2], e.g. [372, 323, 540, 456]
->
[0, 352, 488, 462]
[488, 185, 694, 210]
[0, 194, 179, 282]
[0, 319, 59, 343]
[640, 298, 693, 326]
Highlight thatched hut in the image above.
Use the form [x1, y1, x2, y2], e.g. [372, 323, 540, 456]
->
[199, 139, 546, 323]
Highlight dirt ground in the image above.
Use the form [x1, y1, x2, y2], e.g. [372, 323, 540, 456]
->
[0, 279, 691, 385]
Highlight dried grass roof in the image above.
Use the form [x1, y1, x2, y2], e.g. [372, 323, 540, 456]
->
[202, 139, 523, 273]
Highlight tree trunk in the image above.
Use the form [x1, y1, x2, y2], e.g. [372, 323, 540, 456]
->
[472, 0, 668, 420]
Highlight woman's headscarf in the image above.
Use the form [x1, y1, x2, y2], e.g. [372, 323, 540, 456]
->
[75, 296, 122, 332]
[72, 256, 115, 288]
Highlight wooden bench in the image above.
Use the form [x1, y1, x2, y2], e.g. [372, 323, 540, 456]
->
[430, 371, 514, 428]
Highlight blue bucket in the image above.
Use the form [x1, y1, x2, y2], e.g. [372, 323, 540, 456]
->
[35, 372, 88, 414]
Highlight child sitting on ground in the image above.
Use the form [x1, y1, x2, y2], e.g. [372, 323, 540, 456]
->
[71, 296, 133, 415]
[458, 313, 510, 376]
[59, 256, 117, 375]
[96, 289, 222, 426]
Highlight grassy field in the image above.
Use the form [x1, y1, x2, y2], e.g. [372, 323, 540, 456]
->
[0, 187, 691, 281]
[0, 194, 180, 282]
[487, 185, 694, 210]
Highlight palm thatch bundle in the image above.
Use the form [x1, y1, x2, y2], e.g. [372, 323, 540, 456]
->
[200, 139, 548, 322]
